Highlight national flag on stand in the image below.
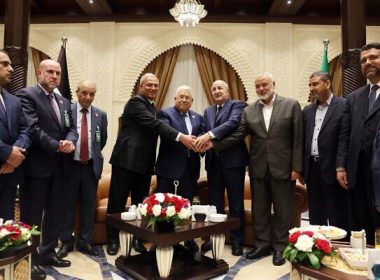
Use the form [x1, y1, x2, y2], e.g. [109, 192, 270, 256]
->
[321, 39, 330, 73]
[57, 41, 72, 101]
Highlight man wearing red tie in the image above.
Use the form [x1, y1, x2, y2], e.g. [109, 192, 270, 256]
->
[58, 80, 108, 258]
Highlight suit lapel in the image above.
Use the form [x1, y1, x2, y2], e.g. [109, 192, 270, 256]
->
[40, 89, 61, 128]
[358, 85, 370, 119]
[177, 109, 189, 134]
[91, 107, 98, 147]
[320, 97, 337, 133]
[254, 101, 267, 132]
[1, 92, 9, 129]
[267, 96, 281, 134]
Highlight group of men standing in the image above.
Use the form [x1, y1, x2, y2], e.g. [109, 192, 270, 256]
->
[0, 52, 108, 280]
[1, 41, 380, 279]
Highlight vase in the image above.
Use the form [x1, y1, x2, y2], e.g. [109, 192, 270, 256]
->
[155, 220, 175, 232]
[0, 243, 29, 258]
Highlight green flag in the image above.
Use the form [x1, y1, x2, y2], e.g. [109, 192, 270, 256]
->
[321, 46, 329, 73]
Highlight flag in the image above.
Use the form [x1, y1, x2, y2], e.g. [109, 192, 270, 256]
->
[321, 44, 329, 73]
[57, 45, 72, 101]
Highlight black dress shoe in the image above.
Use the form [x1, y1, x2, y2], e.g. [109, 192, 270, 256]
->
[133, 239, 147, 254]
[107, 242, 119, 255]
[57, 243, 74, 258]
[231, 243, 243, 256]
[40, 256, 71, 267]
[184, 240, 199, 252]
[201, 240, 212, 252]
[77, 242, 98, 256]
[31, 265, 46, 280]
[272, 250, 286, 266]
[245, 247, 271, 260]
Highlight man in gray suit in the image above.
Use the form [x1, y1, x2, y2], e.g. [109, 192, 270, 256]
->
[58, 80, 108, 257]
[204, 72, 303, 265]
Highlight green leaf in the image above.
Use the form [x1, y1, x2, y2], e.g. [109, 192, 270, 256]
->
[307, 253, 320, 269]
[289, 248, 298, 262]
[297, 251, 307, 262]
[283, 246, 293, 258]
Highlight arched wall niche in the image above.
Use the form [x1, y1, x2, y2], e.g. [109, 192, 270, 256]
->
[130, 43, 248, 101]
[116, 27, 258, 102]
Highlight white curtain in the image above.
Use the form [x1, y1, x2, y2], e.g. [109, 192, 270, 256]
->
[160, 44, 209, 178]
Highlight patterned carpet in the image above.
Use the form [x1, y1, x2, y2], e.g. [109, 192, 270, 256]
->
[44, 244, 291, 280]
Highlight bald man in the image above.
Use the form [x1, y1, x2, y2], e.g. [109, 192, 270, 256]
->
[17, 59, 78, 279]
[58, 81, 108, 258]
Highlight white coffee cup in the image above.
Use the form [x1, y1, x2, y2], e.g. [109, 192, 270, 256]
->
[351, 235, 366, 249]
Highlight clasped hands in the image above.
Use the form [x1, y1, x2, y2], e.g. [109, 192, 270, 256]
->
[179, 134, 214, 153]
[0, 146, 26, 174]
[59, 140, 75, 153]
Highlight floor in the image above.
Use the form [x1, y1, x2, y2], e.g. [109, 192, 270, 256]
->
[44, 241, 291, 279]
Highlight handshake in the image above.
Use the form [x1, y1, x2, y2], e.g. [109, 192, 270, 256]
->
[179, 133, 215, 153]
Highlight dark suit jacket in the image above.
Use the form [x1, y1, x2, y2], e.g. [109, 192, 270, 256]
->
[372, 121, 380, 205]
[71, 103, 108, 180]
[0, 90, 30, 186]
[16, 86, 78, 177]
[155, 107, 203, 180]
[202, 98, 248, 171]
[215, 95, 303, 179]
[337, 85, 380, 189]
[303, 96, 346, 185]
[110, 94, 179, 175]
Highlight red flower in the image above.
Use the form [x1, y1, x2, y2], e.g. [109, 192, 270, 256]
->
[289, 231, 301, 243]
[315, 238, 331, 254]
[10, 228, 21, 241]
[303, 231, 314, 237]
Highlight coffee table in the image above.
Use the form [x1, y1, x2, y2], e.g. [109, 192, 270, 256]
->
[107, 213, 240, 280]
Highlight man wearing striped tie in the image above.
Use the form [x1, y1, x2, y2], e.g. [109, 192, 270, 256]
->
[337, 42, 380, 245]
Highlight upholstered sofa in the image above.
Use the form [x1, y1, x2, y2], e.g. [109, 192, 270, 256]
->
[92, 170, 308, 246]
[197, 175, 308, 247]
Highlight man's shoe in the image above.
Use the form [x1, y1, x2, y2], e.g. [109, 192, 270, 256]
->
[246, 247, 271, 260]
[133, 239, 147, 254]
[272, 251, 286, 266]
[184, 240, 199, 252]
[40, 256, 71, 267]
[107, 242, 119, 255]
[31, 265, 46, 280]
[57, 243, 74, 258]
[201, 241, 212, 252]
[231, 243, 243, 256]
[77, 242, 98, 256]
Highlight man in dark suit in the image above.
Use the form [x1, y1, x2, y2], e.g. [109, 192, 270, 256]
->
[303, 71, 348, 230]
[58, 80, 108, 258]
[106, 73, 195, 255]
[155, 85, 203, 252]
[16, 59, 78, 280]
[205, 73, 303, 265]
[373, 122, 380, 207]
[0, 50, 30, 220]
[194, 80, 248, 256]
[337, 42, 380, 245]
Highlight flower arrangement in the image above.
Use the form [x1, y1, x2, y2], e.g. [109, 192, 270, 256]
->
[0, 220, 40, 253]
[139, 193, 192, 226]
[283, 227, 334, 269]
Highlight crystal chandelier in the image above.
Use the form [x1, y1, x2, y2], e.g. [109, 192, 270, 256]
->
[169, 0, 208, 27]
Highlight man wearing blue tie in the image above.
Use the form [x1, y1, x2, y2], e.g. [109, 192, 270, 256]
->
[0, 50, 30, 221]
[155, 85, 203, 251]
[337, 42, 380, 245]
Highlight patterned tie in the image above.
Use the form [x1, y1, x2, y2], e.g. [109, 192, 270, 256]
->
[369, 85, 379, 114]
[80, 108, 89, 163]
[214, 105, 221, 124]
[48, 94, 61, 124]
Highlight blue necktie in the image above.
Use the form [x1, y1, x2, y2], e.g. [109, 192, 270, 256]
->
[369, 85, 379, 114]
[0, 90, 7, 121]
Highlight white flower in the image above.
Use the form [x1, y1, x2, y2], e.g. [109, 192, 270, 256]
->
[0, 228, 9, 238]
[155, 193, 165, 203]
[295, 234, 314, 252]
[313, 232, 326, 240]
[140, 204, 148, 216]
[166, 206, 176, 217]
[178, 207, 191, 219]
[152, 205, 162, 217]
[289, 227, 301, 234]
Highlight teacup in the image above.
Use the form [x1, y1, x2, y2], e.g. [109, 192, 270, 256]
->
[351, 236, 366, 249]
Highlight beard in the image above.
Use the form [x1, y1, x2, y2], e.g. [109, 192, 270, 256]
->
[364, 67, 380, 80]
[257, 92, 273, 101]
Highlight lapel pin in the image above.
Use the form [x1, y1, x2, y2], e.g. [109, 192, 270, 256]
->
[59, 100, 63, 104]
[95, 113, 99, 117]
[192, 115, 195, 118]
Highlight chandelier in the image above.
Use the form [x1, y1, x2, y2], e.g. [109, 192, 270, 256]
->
[169, 0, 208, 27]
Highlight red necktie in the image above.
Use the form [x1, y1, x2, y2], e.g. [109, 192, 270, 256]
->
[80, 108, 89, 162]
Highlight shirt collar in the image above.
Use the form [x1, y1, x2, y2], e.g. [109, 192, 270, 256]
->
[78, 103, 92, 114]
[317, 93, 333, 107]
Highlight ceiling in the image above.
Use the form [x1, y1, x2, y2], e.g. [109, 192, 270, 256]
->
[0, 0, 379, 25]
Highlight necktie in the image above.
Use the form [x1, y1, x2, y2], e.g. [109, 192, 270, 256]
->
[80, 108, 89, 163]
[214, 105, 221, 124]
[183, 112, 192, 135]
[369, 85, 379, 114]
[0, 90, 6, 121]
[49, 94, 61, 124]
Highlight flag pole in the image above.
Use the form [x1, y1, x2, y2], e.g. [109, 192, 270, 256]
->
[321, 39, 330, 73]
[61, 36, 67, 49]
